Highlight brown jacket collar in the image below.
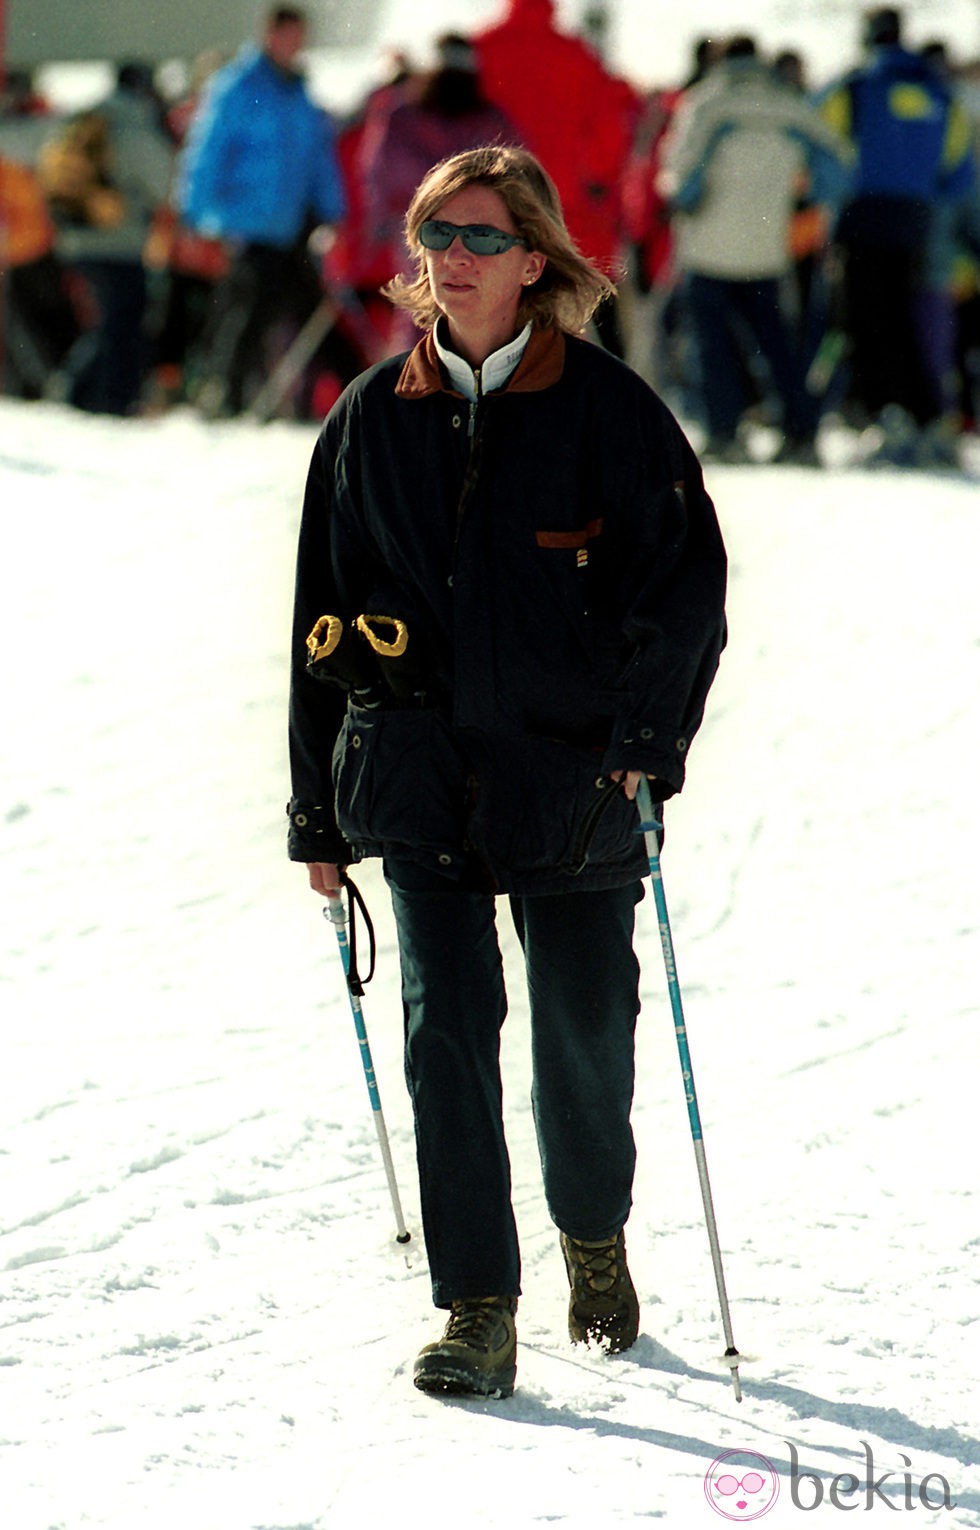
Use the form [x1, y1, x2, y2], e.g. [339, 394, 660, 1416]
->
[395, 324, 566, 400]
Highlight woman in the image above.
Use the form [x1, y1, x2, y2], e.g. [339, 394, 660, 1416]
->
[288, 146, 726, 1399]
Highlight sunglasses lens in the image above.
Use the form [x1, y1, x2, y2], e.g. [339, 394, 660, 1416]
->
[742, 1474, 765, 1495]
[714, 1476, 740, 1497]
[463, 226, 510, 254]
[419, 220, 454, 250]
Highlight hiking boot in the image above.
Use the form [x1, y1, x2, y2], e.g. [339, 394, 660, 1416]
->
[561, 1230, 639, 1353]
[413, 1297, 517, 1398]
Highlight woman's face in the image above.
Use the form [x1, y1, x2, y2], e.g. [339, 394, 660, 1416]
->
[423, 184, 545, 363]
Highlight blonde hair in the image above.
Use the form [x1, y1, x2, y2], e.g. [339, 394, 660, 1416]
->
[383, 145, 616, 334]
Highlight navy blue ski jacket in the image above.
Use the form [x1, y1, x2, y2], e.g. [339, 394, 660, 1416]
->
[287, 326, 726, 894]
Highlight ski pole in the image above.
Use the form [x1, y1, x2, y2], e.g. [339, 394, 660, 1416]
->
[250, 284, 385, 422]
[636, 777, 741, 1401]
[249, 295, 343, 422]
[324, 881, 411, 1247]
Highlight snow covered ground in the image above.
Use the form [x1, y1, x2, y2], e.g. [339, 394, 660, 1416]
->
[1, 398, 978, 1529]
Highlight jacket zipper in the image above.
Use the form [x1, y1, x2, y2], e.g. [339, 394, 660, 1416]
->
[468, 366, 481, 439]
[454, 378, 485, 550]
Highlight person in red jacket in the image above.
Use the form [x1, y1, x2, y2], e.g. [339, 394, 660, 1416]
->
[474, 0, 638, 348]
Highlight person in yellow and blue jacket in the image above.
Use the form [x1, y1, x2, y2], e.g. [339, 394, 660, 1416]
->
[817, 6, 977, 465]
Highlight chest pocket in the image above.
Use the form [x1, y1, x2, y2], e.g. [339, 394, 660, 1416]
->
[535, 516, 604, 568]
[527, 514, 616, 676]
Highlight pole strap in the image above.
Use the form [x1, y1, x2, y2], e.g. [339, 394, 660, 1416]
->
[339, 870, 376, 995]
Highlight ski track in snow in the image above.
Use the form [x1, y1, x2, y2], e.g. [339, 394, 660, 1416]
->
[1, 398, 978, 1529]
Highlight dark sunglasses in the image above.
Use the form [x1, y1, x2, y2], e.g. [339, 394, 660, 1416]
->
[418, 219, 528, 256]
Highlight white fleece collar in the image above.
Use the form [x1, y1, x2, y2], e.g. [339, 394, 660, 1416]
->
[433, 319, 533, 401]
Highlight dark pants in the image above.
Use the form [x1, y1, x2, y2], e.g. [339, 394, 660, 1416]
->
[193, 239, 366, 416]
[686, 271, 818, 444]
[834, 193, 937, 426]
[150, 270, 217, 373]
[386, 859, 643, 1308]
[193, 241, 314, 413]
[65, 258, 148, 415]
[840, 238, 936, 425]
[2, 254, 79, 399]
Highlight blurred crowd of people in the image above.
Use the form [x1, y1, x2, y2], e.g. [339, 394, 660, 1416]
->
[1, 0, 978, 468]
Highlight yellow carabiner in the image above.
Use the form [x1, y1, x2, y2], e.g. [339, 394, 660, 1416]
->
[356, 614, 409, 658]
[306, 613, 344, 663]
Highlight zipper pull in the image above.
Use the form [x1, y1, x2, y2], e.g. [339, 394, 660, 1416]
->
[468, 366, 482, 439]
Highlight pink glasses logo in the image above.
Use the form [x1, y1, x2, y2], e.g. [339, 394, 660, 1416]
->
[705, 1451, 780, 1520]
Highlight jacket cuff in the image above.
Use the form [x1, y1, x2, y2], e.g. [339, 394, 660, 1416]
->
[602, 719, 690, 796]
[286, 799, 350, 863]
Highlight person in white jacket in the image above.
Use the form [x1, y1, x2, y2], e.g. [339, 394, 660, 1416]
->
[660, 36, 852, 463]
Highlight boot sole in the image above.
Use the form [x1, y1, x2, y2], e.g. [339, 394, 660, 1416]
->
[413, 1357, 516, 1399]
[569, 1318, 639, 1353]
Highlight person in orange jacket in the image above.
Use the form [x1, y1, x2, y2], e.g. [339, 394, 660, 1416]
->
[1, 155, 80, 397]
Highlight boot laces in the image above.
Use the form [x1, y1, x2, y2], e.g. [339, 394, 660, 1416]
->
[444, 1298, 511, 1351]
[568, 1237, 622, 1296]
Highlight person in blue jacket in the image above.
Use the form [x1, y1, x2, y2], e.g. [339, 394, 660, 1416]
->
[818, 6, 977, 463]
[287, 146, 727, 1399]
[178, 5, 346, 415]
